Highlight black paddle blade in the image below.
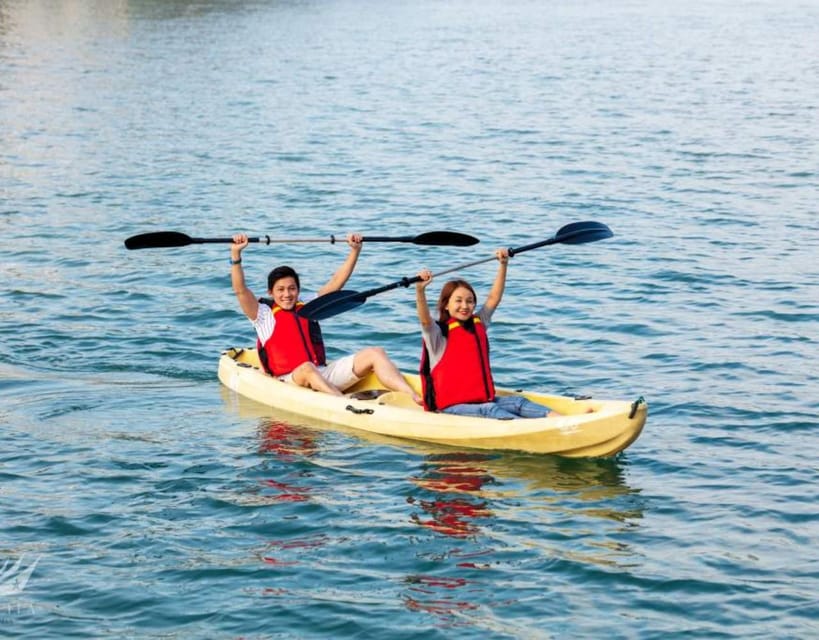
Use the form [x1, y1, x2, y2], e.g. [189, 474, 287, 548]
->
[124, 231, 193, 250]
[412, 231, 480, 246]
[298, 290, 366, 321]
[554, 221, 613, 244]
[508, 221, 612, 257]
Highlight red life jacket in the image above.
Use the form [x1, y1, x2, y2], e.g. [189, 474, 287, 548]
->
[256, 299, 326, 376]
[420, 316, 495, 411]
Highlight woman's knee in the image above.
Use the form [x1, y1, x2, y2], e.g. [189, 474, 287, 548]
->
[444, 402, 516, 420]
[495, 395, 547, 418]
[483, 404, 517, 420]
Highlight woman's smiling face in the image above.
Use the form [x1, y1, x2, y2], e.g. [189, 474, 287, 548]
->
[446, 286, 476, 321]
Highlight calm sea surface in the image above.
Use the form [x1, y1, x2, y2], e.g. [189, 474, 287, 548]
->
[1, 0, 817, 637]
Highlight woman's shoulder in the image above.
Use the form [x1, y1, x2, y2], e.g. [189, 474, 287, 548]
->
[477, 306, 493, 325]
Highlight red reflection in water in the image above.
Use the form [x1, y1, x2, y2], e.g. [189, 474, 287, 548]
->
[261, 556, 298, 566]
[455, 562, 491, 569]
[260, 533, 334, 570]
[402, 455, 497, 621]
[258, 420, 317, 458]
[403, 574, 480, 616]
[408, 454, 496, 538]
[262, 478, 311, 502]
[266, 534, 331, 551]
[407, 575, 469, 589]
[258, 420, 317, 503]
[408, 496, 491, 537]
[404, 595, 479, 615]
[254, 422, 337, 584]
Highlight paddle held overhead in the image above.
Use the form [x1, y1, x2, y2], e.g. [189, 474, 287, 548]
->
[124, 230, 479, 250]
[298, 221, 613, 321]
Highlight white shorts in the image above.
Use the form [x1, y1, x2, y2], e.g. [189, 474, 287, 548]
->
[278, 354, 361, 392]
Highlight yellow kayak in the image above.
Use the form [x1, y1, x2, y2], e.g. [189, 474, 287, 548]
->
[218, 347, 648, 458]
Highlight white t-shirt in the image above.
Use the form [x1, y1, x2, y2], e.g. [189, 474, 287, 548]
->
[251, 302, 276, 344]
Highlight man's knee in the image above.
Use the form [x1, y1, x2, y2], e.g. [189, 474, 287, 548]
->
[355, 346, 387, 371]
[292, 362, 319, 384]
[359, 346, 386, 360]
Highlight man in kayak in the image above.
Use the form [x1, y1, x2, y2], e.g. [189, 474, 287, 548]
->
[230, 232, 421, 403]
[415, 249, 560, 419]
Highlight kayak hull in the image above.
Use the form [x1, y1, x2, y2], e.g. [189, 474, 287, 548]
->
[218, 347, 647, 458]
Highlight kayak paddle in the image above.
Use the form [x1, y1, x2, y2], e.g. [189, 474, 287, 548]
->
[298, 221, 613, 321]
[124, 230, 479, 250]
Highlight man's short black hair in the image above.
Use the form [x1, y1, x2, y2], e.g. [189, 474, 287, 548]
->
[267, 265, 300, 291]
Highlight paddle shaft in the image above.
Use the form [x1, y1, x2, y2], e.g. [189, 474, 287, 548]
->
[209, 235, 457, 244]
[232, 233, 476, 245]
[359, 235, 566, 296]
[198, 236, 340, 244]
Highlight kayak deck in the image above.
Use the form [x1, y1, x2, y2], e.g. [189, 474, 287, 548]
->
[218, 347, 647, 457]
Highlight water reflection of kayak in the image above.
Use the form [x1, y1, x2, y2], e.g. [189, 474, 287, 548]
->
[219, 347, 648, 458]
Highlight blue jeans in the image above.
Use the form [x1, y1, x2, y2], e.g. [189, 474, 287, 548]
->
[441, 395, 550, 420]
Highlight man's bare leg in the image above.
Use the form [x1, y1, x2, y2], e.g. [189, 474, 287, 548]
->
[291, 362, 343, 396]
[353, 347, 422, 404]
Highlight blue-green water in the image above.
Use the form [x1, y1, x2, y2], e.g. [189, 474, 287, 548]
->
[1, 0, 817, 637]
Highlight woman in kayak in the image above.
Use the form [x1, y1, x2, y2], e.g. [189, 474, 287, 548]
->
[231, 232, 421, 403]
[415, 249, 559, 419]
